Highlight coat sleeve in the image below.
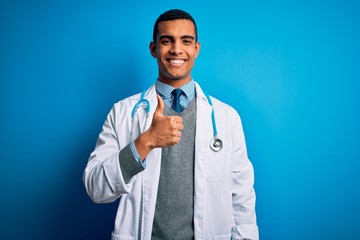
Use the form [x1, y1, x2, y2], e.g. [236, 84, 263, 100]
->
[83, 104, 139, 204]
[231, 111, 259, 240]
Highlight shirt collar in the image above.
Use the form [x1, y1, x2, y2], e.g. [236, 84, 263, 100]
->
[155, 79, 195, 99]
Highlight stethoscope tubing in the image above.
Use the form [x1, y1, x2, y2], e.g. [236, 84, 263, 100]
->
[131, 90, 150, 118]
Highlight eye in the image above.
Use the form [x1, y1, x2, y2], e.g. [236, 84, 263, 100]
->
[161, 39, 172, 45]
[183, 39, 193, 45]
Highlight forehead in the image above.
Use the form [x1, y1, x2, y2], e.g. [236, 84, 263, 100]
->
[157, 19, 196, 38]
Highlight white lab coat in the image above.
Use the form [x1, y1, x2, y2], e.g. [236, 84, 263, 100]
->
[83, 82, 258, 240]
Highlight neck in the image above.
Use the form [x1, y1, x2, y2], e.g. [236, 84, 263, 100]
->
[158, 78, 191, 88]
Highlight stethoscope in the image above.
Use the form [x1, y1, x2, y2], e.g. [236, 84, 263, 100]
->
[131, 89, 223, 152]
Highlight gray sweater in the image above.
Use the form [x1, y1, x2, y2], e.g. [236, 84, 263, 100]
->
[151, 98, 196, 240]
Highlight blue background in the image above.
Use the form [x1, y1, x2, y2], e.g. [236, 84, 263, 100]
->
[1, 0, 359, 239]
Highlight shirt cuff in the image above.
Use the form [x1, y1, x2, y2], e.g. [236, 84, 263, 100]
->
[130, 141, 147, 169]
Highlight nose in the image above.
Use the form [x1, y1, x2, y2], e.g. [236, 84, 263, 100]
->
[170, 41, 183, 54]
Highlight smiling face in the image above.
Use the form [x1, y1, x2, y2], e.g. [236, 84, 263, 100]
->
[150, 19, 200, 88]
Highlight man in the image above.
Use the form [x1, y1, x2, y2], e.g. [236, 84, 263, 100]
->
[83, 9, 258, 240]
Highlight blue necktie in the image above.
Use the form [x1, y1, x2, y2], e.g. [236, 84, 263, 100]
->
[171, 89, 183, 112]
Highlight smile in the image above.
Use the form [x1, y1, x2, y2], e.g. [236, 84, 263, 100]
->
[167, 59, 186, 66]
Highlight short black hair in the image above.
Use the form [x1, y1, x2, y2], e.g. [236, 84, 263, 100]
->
[152, 9, 198, 43]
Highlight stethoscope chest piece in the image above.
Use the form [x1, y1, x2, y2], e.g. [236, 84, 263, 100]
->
[210, 137, 223, 152]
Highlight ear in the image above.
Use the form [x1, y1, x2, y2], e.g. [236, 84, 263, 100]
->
[149, 41, 157, 58]
[195, 41, 201, 58]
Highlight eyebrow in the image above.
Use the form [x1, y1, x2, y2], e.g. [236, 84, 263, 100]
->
[159, 35, 195, 41]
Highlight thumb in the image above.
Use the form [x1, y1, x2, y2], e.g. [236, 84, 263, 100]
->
[154, 95, 164, 116]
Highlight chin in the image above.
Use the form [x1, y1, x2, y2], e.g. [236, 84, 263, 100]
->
[167, 72, 189, 80]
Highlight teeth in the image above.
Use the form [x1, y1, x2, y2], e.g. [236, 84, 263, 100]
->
[170, 59, 185, 65]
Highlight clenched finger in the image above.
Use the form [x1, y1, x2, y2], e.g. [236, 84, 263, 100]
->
[172, 116, 183, 123]
[176, 122, 184, 131]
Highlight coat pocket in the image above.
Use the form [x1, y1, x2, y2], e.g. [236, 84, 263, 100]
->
[206, 146, 230, 182]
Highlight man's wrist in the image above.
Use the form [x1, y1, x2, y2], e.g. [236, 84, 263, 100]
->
[134, 131, 155, 160]
[130, 141, 146, 169]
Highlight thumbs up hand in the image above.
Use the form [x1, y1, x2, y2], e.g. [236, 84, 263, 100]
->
[150, 95, 184, 147]
[134, 95, 183, 160]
